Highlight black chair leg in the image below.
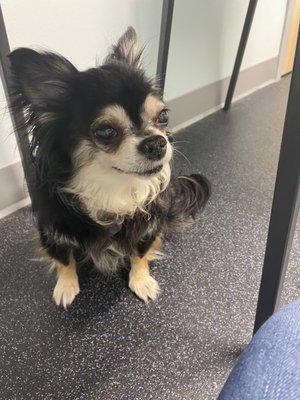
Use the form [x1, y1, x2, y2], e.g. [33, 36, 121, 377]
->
[253, 28, 300, 334]
[156, 0, 174, 92]
[223, 0, 258, 111]
[0, 5, 33, 198]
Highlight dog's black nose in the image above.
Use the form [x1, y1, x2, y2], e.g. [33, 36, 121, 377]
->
[138, 135, 167, 160]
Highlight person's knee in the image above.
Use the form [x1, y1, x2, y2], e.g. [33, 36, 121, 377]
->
[219, 299, 300, 400]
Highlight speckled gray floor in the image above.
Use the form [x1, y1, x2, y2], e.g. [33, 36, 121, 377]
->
[0, 76, 299, 400]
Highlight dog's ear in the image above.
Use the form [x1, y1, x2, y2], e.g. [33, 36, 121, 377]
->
[9, 48, 77, 110]
[105, 26, 143, 68]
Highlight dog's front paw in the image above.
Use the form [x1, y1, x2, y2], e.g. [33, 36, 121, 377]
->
[129, 272, 160, 302]
[53, 276, 80, 309]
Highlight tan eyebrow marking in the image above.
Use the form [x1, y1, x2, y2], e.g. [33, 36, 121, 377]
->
[91, 104, 132, 131]
[143, 94, 166, 121]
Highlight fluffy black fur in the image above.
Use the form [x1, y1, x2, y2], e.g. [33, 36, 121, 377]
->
[9, 28, 210, 272]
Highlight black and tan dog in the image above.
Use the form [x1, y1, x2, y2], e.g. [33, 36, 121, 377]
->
[9, 27, 210, 308]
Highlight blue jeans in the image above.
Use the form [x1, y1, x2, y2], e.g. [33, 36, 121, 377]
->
[219, 299, 300, 400]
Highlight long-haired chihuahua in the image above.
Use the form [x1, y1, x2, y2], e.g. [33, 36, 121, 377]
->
[9, 27, 210, 308]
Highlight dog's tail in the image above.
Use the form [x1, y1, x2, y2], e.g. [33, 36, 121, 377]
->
[165, 174, 210, 229]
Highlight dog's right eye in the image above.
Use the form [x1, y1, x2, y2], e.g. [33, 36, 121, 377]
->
[93, 125, 118, 140]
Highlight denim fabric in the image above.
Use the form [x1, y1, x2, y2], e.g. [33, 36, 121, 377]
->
[219, 299, 300, 400]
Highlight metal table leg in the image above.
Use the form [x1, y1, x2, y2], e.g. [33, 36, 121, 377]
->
[223, 0, 258, 111]
[0, 5, 33, 198]
[156, 0, 174, 92]
[253, 28, 300, 334]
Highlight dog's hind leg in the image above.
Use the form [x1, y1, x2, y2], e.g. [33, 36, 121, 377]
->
[129, 236, 162, 302]
[52, 250, 80, 309]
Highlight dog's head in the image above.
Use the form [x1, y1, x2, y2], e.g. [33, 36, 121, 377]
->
[9, 27, 173, 220]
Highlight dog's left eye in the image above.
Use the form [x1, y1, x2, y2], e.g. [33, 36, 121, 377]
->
[93, 125, 118, 140]
[156, 109, 169, 125]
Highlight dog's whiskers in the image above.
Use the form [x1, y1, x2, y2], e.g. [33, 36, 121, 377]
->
[171, 140, 190, 145]
[173, 147, 191, 166]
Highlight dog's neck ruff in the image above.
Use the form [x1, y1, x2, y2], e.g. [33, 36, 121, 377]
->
[63, 162, 171, 225]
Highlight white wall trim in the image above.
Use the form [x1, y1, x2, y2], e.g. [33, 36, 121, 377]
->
[172, 78, 276, 133]
[0, 160, 28, 214]
[0, 196, 31, 219]
[169, 57, 279, 131]
[276, 0, 296, 80]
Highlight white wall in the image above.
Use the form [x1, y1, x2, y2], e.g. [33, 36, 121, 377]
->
[1, 0, 161, 74]
[164, 0, 287, 100]
[0, 0, 162, 169]
[0, 0, 287, 170]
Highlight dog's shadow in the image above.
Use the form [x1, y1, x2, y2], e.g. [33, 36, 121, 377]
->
[55, 258, 131, 325]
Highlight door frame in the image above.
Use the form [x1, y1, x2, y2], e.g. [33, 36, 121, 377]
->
[276, 0, 299, 80]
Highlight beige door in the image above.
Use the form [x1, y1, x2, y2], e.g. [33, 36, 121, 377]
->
[282, 0, 300, 75]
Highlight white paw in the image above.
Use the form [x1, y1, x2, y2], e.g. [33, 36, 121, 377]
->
[53, 277, 80, 309]
[129, 273, 160, 302]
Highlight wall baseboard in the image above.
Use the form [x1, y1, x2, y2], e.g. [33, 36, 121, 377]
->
[0, 196, 31, 220]
[169, 57, 279, 130]
[0, 160, 28, 216]
[172, 78, 276, 133]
